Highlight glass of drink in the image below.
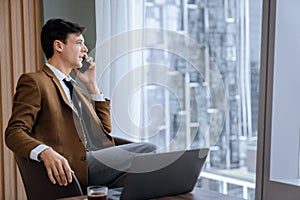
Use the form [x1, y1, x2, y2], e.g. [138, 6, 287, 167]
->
[87, 185, 108, 200]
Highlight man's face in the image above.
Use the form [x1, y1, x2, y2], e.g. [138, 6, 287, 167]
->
[62, 33, 88, 69]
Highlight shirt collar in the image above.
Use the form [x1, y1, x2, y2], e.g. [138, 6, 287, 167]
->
[46, 63, 75, 82]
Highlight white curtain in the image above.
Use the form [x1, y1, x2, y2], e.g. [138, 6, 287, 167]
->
[95, 0, 145, 141]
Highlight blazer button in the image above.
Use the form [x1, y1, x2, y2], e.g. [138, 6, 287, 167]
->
[81, 156, 86, 161]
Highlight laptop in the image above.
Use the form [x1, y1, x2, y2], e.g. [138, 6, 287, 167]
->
[108, 148, 209, 200]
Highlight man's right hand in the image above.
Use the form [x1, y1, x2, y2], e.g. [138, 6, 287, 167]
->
[39, 148, 74, 186]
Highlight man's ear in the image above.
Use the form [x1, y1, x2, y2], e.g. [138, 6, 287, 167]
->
[53, 40, 63, 53]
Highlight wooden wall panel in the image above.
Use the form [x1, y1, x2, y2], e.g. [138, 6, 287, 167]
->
[0, 0, 42, 199]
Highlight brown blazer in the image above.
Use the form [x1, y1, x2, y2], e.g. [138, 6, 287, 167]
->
[5, 65, 115, 188]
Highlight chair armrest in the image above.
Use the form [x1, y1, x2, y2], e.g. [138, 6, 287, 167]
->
[15, 154, 83, 200]
[113, 136, 133, 145]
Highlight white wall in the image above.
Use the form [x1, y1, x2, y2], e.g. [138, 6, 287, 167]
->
[270, 0, 300, 183]
[42, 0, 96, 50]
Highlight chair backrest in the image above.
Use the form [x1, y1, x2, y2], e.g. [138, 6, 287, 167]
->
[15, 154, 83, 200]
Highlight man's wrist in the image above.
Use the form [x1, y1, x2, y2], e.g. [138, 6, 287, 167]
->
[86, 84, 100, 94]
[30, 144, 51, 161]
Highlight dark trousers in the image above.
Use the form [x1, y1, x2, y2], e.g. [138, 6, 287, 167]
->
[87, 142, 157, 188]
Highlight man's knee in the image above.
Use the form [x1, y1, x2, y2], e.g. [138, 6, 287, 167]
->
[137, 142, 157, 153]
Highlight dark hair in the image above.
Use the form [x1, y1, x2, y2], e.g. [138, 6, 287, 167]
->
[41, 18, 86, 59]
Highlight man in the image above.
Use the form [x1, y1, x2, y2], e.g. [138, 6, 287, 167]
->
[5, 18, 155, 190]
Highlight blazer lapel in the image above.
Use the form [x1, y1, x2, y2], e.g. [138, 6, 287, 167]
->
[42, 66, 73, 109]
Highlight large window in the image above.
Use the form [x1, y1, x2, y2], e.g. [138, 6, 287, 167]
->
[95, 0, 262, 199]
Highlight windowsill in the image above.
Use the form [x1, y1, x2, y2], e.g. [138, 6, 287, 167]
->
[271, 178, 300, 187]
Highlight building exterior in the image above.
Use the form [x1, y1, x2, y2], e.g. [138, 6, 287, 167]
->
[142, 0, 262, 199]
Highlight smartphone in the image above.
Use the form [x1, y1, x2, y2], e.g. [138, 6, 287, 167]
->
[78, 56, 91, 73]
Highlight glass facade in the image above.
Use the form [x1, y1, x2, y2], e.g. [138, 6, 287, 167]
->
[139, 0, 262, 199]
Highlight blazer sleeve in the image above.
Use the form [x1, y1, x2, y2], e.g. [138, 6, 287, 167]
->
[5, 74, 43, 159]
[94, 100, 112, 134]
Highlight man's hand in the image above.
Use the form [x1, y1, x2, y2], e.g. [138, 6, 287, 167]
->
[73, 56, 101, 95]
[39, 148, 74, 186]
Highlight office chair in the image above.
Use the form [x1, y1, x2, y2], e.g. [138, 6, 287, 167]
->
[15, 136, 133, 200]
